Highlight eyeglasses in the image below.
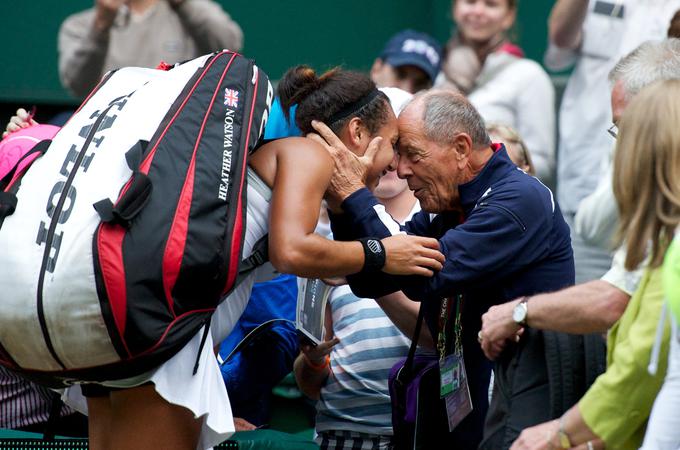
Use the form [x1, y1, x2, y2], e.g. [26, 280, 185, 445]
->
[607, 124, 618, 139]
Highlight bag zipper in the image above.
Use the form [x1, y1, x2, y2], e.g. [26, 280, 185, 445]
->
[37, 104, 115, 370]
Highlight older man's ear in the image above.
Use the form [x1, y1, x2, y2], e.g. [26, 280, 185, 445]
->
[452, 132, 474, 162]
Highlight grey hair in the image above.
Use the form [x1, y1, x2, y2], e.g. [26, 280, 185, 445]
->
[408, 89, 491, 147]
[609, 38, 680, 99]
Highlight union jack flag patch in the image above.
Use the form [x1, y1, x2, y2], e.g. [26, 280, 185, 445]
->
[224, 88, 239, 108]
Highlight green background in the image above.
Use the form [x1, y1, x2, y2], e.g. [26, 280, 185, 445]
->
[2, 0, 553, 105]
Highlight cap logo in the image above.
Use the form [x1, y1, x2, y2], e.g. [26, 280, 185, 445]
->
[401, 39, 440, 66]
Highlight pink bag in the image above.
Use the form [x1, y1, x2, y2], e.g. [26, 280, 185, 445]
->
[0, 124, 60, 182]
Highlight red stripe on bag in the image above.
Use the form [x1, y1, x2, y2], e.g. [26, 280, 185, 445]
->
[63, 72, 116, 128]
[96, 223, 132, 357]
[139, 308, 215, 356]
[162, 55, 237, 316]
[162, 164, 195, 317]
[139, 52, 236, 175]
[224, 73, 260, 292]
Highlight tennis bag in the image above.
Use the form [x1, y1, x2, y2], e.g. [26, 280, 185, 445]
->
[0, 50, 273, 388]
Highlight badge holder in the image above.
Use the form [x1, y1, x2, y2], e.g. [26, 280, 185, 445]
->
[438, 295, 473, 431]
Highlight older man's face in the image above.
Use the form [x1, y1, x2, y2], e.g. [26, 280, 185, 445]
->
[395, 104, 461, 213]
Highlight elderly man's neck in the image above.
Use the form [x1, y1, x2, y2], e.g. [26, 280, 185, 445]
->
[461, 145, 495, 183]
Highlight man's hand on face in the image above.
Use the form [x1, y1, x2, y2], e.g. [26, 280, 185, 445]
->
[307, 120, 382, 209]
[480, 299, 525, 360]
[94, 0, 129, 32]
[381, 234, 445, 277]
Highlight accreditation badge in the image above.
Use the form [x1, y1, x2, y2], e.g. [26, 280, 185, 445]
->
[439, 353, 473, 431]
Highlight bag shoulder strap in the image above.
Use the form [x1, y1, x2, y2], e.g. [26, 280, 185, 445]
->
[239, 233, 269, 277]
[402, 302, 426, 378]
[218, 318, 295, 366]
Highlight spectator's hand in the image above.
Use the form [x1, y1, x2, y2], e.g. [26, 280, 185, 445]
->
[480, 299, 523, 360]
[94, 0, 128, 31]
[381, 234, 444, 277]
[510, 419, 559, 450]
[3, 108, 37, 139]
[299, 335, 339, 367]
[307, 120, 380, 205]
[233, 417, 257, 432]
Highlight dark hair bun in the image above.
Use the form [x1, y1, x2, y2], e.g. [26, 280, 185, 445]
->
[278, 65, 320, 119]
[277, 65, 389, 135]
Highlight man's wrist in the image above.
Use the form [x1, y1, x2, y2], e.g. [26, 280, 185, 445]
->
[512, 296, 530, 327]
[339, 187, 379, 218]
[357, 237, 386, 273]
[335, 183, 365, 203]
[93, 13, 115, 34]
[555, 415, 573, 449]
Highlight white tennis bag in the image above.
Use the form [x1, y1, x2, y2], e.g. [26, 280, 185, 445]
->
[0, 51, 273, 387]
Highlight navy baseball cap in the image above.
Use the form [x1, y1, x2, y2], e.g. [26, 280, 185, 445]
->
[380, 30, 443, 82]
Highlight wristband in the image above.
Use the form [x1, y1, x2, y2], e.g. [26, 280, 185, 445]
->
[357, 237, 386, 273]
[304, 354, 330, 372]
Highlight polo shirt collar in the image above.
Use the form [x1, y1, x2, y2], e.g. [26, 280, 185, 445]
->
[458, 144, 515, 214]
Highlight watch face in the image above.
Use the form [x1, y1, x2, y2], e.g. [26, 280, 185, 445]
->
[512, 304, 526, 323]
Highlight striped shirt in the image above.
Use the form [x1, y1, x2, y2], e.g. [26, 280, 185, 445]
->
[315, 285, 411, 439]
[318, 429, 392, 450]
[0, 366, 75, 429]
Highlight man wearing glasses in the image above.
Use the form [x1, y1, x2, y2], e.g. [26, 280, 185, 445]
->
[480, 37, 680, 450]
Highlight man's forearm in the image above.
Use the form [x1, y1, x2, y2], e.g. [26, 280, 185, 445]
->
[58, 16, 109, 98]
[549, 0, 589, 49]
[528, 280, 630, 333]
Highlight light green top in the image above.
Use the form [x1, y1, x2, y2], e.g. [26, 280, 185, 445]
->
[579, 268, 670, 450]
[664, 236, 680, 323]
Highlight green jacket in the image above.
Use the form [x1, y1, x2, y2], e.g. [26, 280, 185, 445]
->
[579, 268, 670, 450]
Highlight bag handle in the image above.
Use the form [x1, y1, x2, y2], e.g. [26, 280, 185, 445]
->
[93, 140, 152, 228]
[0, 139, 52, 190]
[0, 140, 52, 228]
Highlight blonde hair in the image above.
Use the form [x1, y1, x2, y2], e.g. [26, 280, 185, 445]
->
[613, 79, 680, 270]
[487, 123, 534, 175]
